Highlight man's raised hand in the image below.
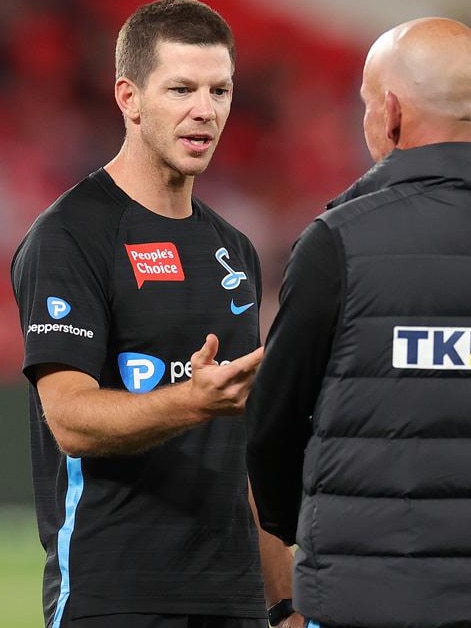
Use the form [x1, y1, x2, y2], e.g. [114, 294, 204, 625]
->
[189, 333, 264, 417]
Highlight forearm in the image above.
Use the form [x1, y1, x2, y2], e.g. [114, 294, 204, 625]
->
[36, 335, 263, 457]
[38, 371, 208, 457]
[249, 481, 305, 627]
[258, 526, 294, 605]
[248, 480, 293, 603]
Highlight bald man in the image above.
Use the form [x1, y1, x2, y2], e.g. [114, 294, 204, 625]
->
[247, 17, 471, 628]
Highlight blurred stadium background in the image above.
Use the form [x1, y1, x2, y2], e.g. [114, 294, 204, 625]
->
[1, 1, 470, 625]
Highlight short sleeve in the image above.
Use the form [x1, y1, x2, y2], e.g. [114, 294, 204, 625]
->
[11, 212, 111, 384]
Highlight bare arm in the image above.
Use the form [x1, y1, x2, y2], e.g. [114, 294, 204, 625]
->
[36, 333, 263, 457]
[248, 481, 305, 628]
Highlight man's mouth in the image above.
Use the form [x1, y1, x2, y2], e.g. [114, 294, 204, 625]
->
[189, 137, 209, 145]
[182, 134, 213, 147]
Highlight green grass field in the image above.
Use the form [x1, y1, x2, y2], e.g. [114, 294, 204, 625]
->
[0, 507, 44, 627]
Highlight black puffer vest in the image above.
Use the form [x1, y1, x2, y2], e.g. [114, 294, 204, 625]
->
[294, 143, 471, 627]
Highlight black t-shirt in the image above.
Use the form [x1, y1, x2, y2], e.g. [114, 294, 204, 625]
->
[11, 169, 265, 622]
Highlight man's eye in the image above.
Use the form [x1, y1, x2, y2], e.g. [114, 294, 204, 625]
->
[213, 88, 229, 97]
[170, 87, 189, 94]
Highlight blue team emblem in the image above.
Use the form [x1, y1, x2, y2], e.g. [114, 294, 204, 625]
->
[47, 296, 71, 320]
[118, 352, 166, 392]
[215, 247, 247, 290]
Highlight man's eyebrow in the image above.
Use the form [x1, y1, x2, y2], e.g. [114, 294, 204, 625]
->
[168, 76, 233, 87]
[168, 76, 193, 84]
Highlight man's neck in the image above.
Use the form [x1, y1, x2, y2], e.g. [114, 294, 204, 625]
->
[104, 146, 194, 219]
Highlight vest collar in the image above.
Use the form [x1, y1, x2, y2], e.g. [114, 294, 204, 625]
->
[327, 142, 471, 210]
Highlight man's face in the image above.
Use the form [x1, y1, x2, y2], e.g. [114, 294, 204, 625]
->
[136, 40, 233, 177]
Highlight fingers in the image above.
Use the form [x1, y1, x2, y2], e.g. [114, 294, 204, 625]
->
[192, 333, 219, 367]
[232, 345, 264, 372]
[188, 337, 264, 417]
[193, 335, 263, 370]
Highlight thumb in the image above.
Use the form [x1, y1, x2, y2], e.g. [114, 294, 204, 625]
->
[193, 333, 219, 367]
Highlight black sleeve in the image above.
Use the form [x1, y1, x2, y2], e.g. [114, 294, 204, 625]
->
[246, 219, 340, 545]
[11, 212, 111, 384]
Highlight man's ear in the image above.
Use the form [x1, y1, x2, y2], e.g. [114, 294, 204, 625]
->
[115, 77, 141, 122]
[385, 90, 401, 146]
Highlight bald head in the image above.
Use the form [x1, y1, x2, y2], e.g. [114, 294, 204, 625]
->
[361, 18, 471, 161]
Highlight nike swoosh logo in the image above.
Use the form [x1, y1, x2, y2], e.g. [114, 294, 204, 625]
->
[230, 299, 255, 315]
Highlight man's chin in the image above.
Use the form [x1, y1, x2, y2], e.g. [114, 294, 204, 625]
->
[180, 161, 210, 177]
[166, 155, 213, 179]
[184, 148, 217, 173]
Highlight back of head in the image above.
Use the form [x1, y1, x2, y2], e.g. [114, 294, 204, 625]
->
[115, 0, 235, 88]
[362, 17, 471, 155]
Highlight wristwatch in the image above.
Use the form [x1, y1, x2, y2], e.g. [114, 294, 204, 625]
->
[267, 598, 294, 626]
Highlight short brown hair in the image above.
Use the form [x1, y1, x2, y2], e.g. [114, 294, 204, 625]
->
[115, 0, 236, 87]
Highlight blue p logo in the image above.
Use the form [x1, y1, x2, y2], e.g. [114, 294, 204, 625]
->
[47, 296, 71, 320]
[118, 352, 166, 393]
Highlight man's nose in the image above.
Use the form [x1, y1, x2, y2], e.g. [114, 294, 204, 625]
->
[191, 91, 217, 122]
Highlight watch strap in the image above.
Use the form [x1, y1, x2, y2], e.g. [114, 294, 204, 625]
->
[267, 598, 294, 626]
